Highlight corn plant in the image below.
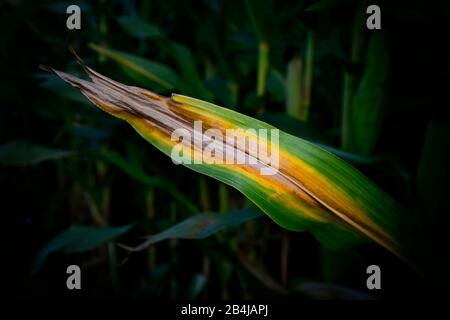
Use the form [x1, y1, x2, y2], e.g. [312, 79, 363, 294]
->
[42, 57, 412, 266]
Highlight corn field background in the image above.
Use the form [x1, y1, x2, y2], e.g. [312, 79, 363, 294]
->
[1, 0, 450, 300]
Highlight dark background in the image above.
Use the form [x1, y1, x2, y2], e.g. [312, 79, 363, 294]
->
[1, 0, 449, 299]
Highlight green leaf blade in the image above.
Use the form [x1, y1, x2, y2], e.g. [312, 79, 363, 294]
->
[33, 224, 134, 273]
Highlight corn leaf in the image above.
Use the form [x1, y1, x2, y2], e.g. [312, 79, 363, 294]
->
[33, 224, 133, 273]
[0, 140, 73, 166]
[351, 33, 389, 155]
[123, 207, 263, 252]
[89, 44, 183, 90]
[286, 57, 303, 120]
[42, 61, 411, 264]
[116, 16, 163, 39]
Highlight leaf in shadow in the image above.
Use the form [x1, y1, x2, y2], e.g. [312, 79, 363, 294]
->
[33, 224, 134, 273]
[89, 44, 184, 90]
[351, 33, 390, 155]
[0, 140, 73, 166]
[117, 16, 163, 39]
[122, 207, 264, 252]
